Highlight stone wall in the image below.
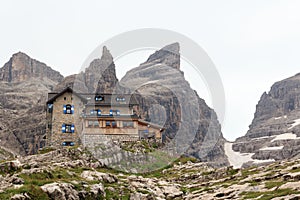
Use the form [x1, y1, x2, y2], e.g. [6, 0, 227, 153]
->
[83, 134, 139, 146]
[49, 92, 84, 147]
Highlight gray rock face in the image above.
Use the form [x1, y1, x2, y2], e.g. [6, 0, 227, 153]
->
[54, 46, 118, 93]
[230, 73, 300, 167]
[119, 43, 228, 167]
[0, 52, 63, 84]
[0, 44, 228, 168]
[0, 53, 63, 156]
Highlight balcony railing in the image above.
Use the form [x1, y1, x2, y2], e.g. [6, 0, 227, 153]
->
[81, 113, 138, 118]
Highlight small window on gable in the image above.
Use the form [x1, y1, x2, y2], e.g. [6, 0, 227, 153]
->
[95, 95, 104, 101]
[64, 104, 74, 114]
[64, 97, 67, 100]
[62, 141, 75, 146]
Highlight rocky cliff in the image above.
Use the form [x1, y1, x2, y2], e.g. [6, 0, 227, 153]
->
[226, 73, 300, 168]
[0, 52, 63, 84]
[0, 45, 228, 167]
[54, 47, 118, 93]
[0, 52, 63, 156]
[119, 43, 228, 167]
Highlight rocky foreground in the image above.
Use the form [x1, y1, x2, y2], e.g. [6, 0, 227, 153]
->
[0, 147, 299, 200]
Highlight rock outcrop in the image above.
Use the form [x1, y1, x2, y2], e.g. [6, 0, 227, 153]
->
[119, 43, 228, 167]
[227, 73, 300, 167]
[0, 53, 63, 156]
[54, 46, 118, 93]
[0, 52, 63, 84]
[0, 44, 227, 167]
[0, 147, 300, 199]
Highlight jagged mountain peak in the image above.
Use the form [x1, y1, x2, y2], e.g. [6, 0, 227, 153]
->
[12, 51, 29, 58]
[144, 42, 180, 70]
[0, 51, 63, 84]
[120, 42, 227, 167]
[54, 46, 118, 93]
[161, 42, 180, 53]
[101, 46, 113, 62]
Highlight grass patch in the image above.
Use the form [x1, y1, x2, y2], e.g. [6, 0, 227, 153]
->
[0, 184, 49, 200]
[264, 181, 285, 189]
[241, 188, 300, 200]
[227, 168, 239, 176]
[38, 147, 56, 154]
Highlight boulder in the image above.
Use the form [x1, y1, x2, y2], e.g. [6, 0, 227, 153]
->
[40, 182, 79, 200]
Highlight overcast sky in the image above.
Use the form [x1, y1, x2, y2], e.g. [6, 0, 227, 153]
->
[1, 0, 300, 141]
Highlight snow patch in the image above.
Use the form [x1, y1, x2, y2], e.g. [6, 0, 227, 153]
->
[274, 117, 282, 120]
[288, 118, 300, 129]
[225, 143, 255, 169]
[271, 133, 298, 142]
[259, 146, 284, 151]
[251, 136, 272, 140]
[252, 159, 275, 164]
[225, 142, 275, 169]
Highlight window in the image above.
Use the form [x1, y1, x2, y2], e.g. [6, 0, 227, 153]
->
[90, 109, 101, 116]
[62, 124, 74, 133]
[64, 97, 66, 100]
[88, 121, 93, 127]
[111, 121, 117, 128]
[95, 95, 104, 101]
[109, 110, 120, 116]
[105, 121, 117, 128]
[123, 121, 134, 128]
[88, 120, 99, 128]
[48, 104, 53, 113]
[90, 109, 96, 116]
[116, 96, 126, 102]
[63, 104, 74, 114]
[62, 141, 75, 146]
[106, 121, 111, 127]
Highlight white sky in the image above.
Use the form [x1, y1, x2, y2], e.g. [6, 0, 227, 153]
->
[1, 0, 300, 141]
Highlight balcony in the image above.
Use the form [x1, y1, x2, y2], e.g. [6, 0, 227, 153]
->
[81, 113, 138, 119]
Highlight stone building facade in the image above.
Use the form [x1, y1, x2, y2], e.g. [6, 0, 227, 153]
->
[46, 87, 163, 147]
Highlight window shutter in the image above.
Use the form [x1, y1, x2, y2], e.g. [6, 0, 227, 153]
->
[90, 110, 94, 115]
[71, 105, 74, 114]
[62, 124, 66, 133]
[71, 124, 75, 133]
[63, 105, 66, 114]
[109, 109, 113, 116]
[97, 109, 101, 116]
[117, 110, 120, 116]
